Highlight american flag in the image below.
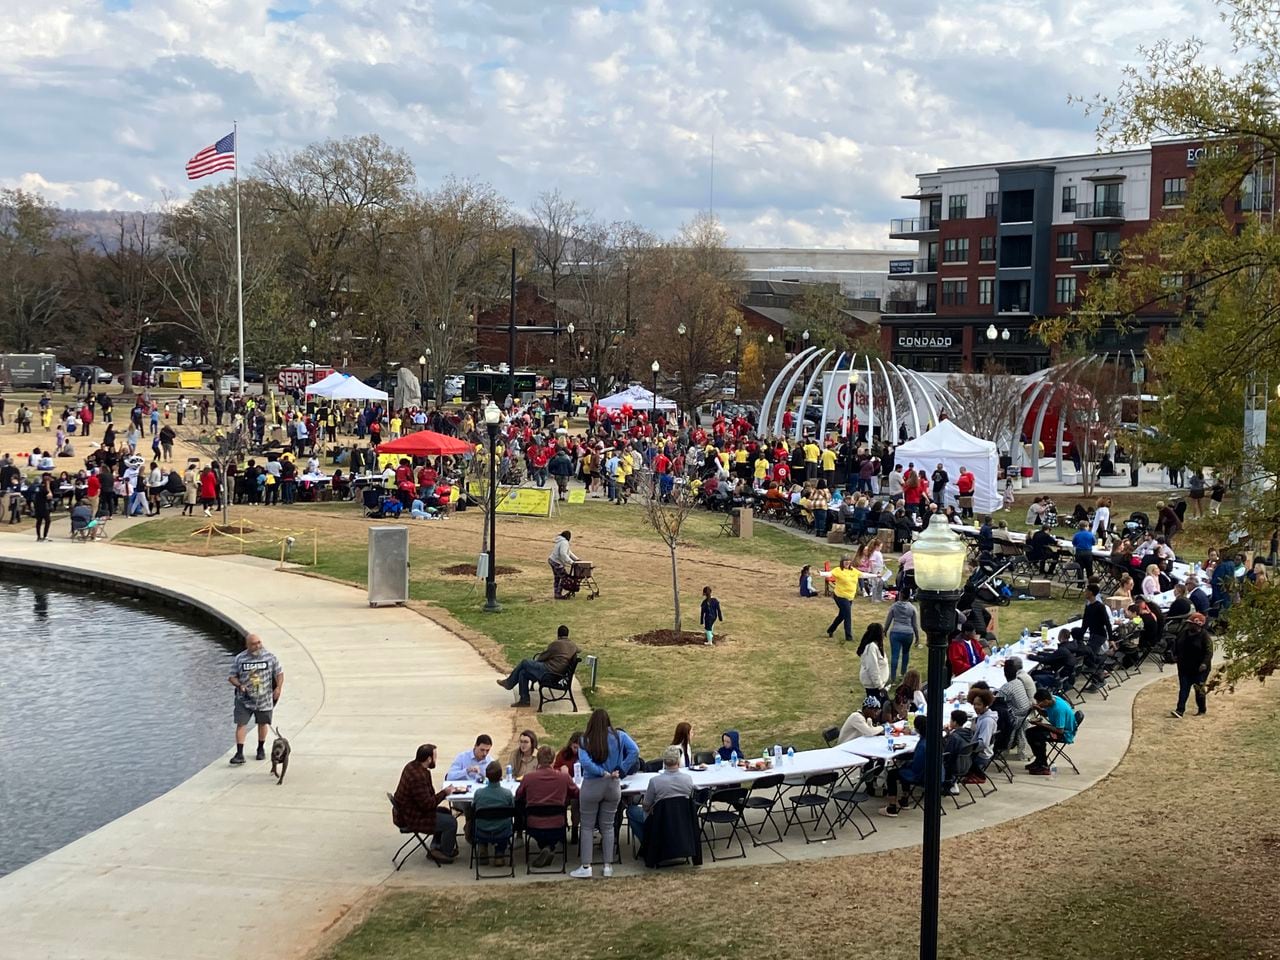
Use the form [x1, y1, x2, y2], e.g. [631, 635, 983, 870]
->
[186, 132, 236, 180]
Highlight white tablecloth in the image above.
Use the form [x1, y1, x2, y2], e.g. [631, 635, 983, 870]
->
[837, 733, 920, 760]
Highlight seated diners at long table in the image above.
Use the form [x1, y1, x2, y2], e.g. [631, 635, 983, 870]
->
[510, 729, 539, 780]
[881, 715, 933, 817]
[839, 695, 885, 743]
[998, 659, 1034, 758]
[716, 730, 744, 761]
[472, 761, 515, 867]
[1025, 688, 1077, 775]
[942, 710, 974, 787]
[446, 734, 494, 782]
[392, 743, 460, 864]
[516, 745, 578, 867]
[966, 689, 997, 782]
[670, 722, 695, 767]
[628, 745, 695, 845]
[890, 671, 926, 721]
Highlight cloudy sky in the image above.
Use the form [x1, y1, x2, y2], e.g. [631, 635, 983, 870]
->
[0, 0, 1233, 247]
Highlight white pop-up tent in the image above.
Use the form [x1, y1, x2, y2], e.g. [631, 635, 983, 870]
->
[319, 374, 388, 402]
[597, 384, 677, 412]
[304, 371, 347, 396]
[895, 419, 1000, 515]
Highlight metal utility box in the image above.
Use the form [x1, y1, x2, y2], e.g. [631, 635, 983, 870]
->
[368, 526, 410, 606]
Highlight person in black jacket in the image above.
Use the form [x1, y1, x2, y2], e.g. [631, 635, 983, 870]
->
[1080, 586, 1113, 654]
[1171, 612, 1213, 717]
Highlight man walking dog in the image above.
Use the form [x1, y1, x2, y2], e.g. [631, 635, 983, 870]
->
[228, 633, 284, 765]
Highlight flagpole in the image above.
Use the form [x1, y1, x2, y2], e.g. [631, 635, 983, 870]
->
[233, 120, 245, 399]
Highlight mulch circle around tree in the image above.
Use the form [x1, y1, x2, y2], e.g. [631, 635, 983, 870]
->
[628, 630, 721, 647]
[440, 563, 519, 576]
[213, 524, 254, 535]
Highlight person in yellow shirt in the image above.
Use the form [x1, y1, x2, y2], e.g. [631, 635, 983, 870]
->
[820, 444, 837, 488]
[389, 414, 402, 439]
[803, 438, 821, 482]
[621, 449, 636, 496]
[826, 555, 861, 641]
[753, 454, 770, 486]
[733, 446, 749, 480]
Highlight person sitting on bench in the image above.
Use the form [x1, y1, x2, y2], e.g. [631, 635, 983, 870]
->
[496, 625, 580, 707]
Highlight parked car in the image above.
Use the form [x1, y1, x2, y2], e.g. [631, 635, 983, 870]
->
[443, 374, 464, 396]
[552, 377, 569, 392]
[55, 363, 71, 380]
[70, 364, 113, 384]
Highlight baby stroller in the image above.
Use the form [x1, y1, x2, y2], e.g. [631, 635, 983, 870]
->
[560, 561, 600, 599]
[362, 487, 382, 518]
[959, 555, 1014, 609]
[1123, 511, 1149, 539]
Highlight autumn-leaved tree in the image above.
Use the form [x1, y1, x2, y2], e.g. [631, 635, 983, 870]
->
[635, 214, 742, 413]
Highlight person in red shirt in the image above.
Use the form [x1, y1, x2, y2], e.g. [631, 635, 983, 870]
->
[782, 409, 794, 432]
[199, 464, 219, 517]
[84, 468, 102, 517]
[773, 461, 791, 486]
[947, 628, 986, 681]
[515, 745, 579, 866]
[956, 466, 975, 520]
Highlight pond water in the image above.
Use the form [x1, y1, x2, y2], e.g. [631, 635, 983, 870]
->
[0, 575, 237, 876]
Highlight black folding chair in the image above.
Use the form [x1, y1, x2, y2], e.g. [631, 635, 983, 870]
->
[1043, 711, 1084, 774]
[1057, 560, 1086, 599]
[522, 803, 569, 875]
[386, 792, 440, 870]
[822, 726, 840, 748]
[742, 773, 785, 847]
[692, 750, 717, 766]
[699, 787, 748, 861]
[830, 763, 879, 840]
[952, 741, 985, 807]
[983, 719, 1016, 788]
[941, 747, 975, 810]
[782, 771, 838, 843]
[469, 805, 517, 879]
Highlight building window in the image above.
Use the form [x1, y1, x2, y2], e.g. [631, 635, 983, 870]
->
[978, 279, 994, 305]
[1061, 185, 1076, 213]
[948, 194, 968, 219]
[1094, 230, 1121, 257]
[941, 280, 968, 306]
[942, 238, 969, 263]
[979, 236, 996, 261]
[984, 191, 998, 218]
[1055, 276, 1077, 304]
[1056, 231, 1077, 259]
[1163, 177, 1187, 206]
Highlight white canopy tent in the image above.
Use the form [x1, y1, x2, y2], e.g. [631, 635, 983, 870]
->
[597, 384, 677, 412]
[316, 374, 388, 402]
[895, 419, 1001, 515]
[303, 371, 348, 396]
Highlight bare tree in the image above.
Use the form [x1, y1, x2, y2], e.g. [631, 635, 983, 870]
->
[154, 182, 284, 402]
[0, 189, 69, 352]
[66, 212, 168, 395]
[528, 189, 581, 313]
[397, 178, 518, 398]
[641, 473, 698, 634]
[945, 361, 1026, 448]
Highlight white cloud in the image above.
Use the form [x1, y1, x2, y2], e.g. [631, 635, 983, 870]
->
[0, 0, 1235, 245]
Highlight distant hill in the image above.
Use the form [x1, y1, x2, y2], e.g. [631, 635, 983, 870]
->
[58, 209, 152, 249]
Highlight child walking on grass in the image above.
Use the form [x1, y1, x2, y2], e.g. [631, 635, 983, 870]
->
[700, 585, 723, 646]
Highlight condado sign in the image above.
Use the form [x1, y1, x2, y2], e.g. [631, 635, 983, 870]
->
[897, 335, 953, 349]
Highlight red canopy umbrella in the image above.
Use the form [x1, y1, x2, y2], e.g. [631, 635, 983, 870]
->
[376, 431, 473, 456]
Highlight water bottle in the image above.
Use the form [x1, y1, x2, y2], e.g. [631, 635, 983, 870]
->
[885, 725, 894, 752]
[504, 763, 513, 783]
[573, 761, 582, 783]
[786, 746, 795, 764]
[773, 744, 783, 765]
[1021, 627, 1030, 642]
[715, 754, 722, 768]
[1049, 765, 1058, 776]
[730, 750, 739, 766]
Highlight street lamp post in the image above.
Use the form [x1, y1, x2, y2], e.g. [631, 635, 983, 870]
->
[418, 353, 427, 401]
[912, 516, 967, 960]
[484, 401, 502, 613]
[651, 360, 660, 424]
[733, 324, 742, 400]
[802, 329, 810, 351]
[309, 318, 317, 368]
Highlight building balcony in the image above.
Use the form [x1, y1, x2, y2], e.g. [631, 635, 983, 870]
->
[882, 299, 937, 316]
[886, 258, 937, 277]
[1071, 250, 1121, 271]
[888, 217, 939, 238]
[997, 301, 1031, 315]
[1073, 200, 1125, 223]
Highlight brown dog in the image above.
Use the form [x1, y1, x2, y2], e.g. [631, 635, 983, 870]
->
[269, 727, 291, 785]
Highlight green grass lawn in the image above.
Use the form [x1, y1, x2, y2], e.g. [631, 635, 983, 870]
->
[115, 502, 1096, 752]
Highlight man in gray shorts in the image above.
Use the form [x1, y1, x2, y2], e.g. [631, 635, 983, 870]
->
[228, 633, 284, 765]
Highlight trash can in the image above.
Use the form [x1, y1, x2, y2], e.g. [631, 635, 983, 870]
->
[368, 526, 409, 606]
[731, 507, 753, 539]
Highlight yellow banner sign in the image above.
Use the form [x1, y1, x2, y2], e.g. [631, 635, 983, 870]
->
[566, 489, 586, 505]
[496, 486, 553, 517]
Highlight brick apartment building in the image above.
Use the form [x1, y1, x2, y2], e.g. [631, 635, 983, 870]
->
[879, 139, 1276, 373]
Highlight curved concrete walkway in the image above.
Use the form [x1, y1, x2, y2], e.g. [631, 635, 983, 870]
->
[0, 538, 511, 960]
[0, 536, 1174, 960]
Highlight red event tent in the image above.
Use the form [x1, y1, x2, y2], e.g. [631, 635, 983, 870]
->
[376, 431, 473, 456]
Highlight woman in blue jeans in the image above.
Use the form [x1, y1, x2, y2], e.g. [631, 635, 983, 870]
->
[882, 596, 921, 683]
